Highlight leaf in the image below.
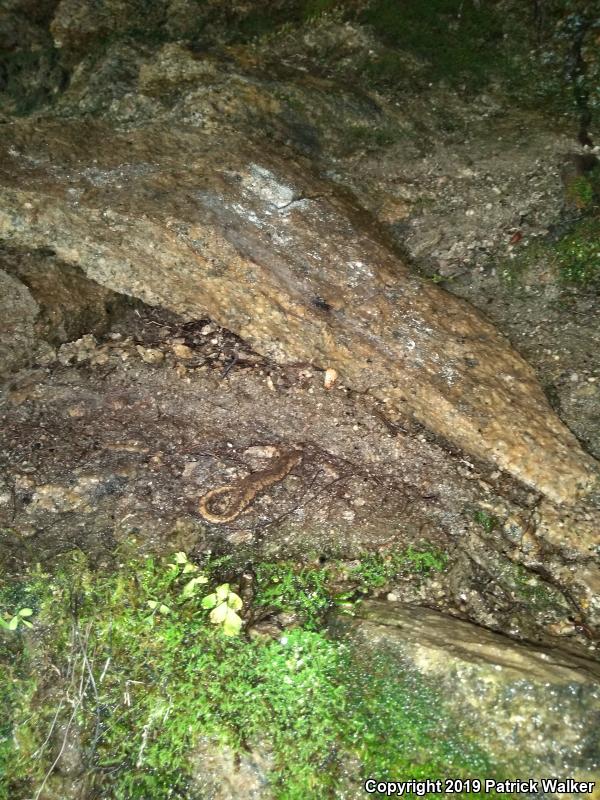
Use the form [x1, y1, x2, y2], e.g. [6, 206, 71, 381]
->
[21, 619, 33, 629]
[201, 593, 217, 609]
[8, 616, 19, 631]
[215, 584, 230, 602]
[227, 592, 243, 612]
[18, 608, 34, 618]
[147, 600, 159, 610]
[209, 602, 228, 625]
[159, 604, 171, 615]
[182, 562, 199, 574]
[181, 579, 199, 599]
[173, 552, 188, 564]
[222, 608, 243, 636]
[181, 576, 209, 599]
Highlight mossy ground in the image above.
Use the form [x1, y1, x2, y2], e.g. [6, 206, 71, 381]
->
[501, 213, 600, 289]
[0, 546, 513, 800]
[357, 0, 510, 91]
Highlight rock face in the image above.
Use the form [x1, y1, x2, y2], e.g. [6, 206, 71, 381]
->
[0, 119, 596, 505]
[332, 601, 600, 784]
[0, 269, 38, 378]
[0, 249, 127, 377]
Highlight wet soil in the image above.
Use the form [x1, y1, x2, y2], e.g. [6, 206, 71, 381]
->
[1, 290, 596, 660]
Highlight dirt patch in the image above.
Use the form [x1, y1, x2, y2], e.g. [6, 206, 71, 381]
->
[0, 295, 596, 659]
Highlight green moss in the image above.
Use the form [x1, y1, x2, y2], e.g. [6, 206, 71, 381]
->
[473, 509, 499, 534]
[350, 546, 448, 592]
[502, 564, 565, 613]
[347, 647, 493, 793]
[359, 0, 508, 90]
[567, 175, 595, 209]
[254, 561, 331, 629]
[0, 46, 66, 116]
[501, 214, 600, 289]
[0, 551, 502, 799]
[302, 0, 339, 21]
[554, 215, 600, 286]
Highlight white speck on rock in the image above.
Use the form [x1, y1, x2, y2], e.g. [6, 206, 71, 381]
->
[244, 164, 297, 209]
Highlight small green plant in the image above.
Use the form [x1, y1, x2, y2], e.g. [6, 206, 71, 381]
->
[169, 551, 209, 599]
[201, 583, 244, 636]
[145, 598, 173, 624]
[500, 215, 600, 289]
[255, 562, 331, 629]
[349, 545, 448, 593]
[554, 216, 600, 286]
[567, 175, 595, 209]
[0, 552, 510, 798]
[0, 607, 34, 631]
[474, 509, 499, 534]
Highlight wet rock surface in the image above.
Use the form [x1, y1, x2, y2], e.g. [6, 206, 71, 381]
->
[332, 600, 600, 785]
[190, 737, 274, 800]
[0, 268, 38, 379]
[0, 118, 597, 506]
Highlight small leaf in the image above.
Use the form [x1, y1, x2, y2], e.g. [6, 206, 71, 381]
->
[173, 552, 188, 564]
[201, 593, 217, 610]
[222, 608, 243, 636]
[181, 579, 199, 599]
[182, 576, 209, 599]
[209, 602, 228, 624]
[159, 604, 171, 615]
[182, 562, 198, 574]
[227, 592, 243, 612]
[21, 619, 33, 629]
[8, 616, 19, 631]
[147, 600, 159, 610]
[215, 584, 230, 602]
[18, 608, 34, 618]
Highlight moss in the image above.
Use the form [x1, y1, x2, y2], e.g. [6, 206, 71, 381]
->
[349, 546, 448, 593]
[0, 45, 67, 116]
[554, 215, 600, 286]
[358, 0, 508, 90]
[343, 121, 406, 151]
[302, 0, 340, 21]
[566, 175, 596, 209]
[254, 561, 331, 629]
[0, 551, 505, 799]
[502, 564, 566, 613]
[500, 214, 600, 289]
[473, 509, 499, 534]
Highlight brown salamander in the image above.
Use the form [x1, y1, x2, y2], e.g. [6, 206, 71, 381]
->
[198, 448, 303, 523]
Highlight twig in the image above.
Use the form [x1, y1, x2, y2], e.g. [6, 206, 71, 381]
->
[75, 622, 103, 763]
[220, 353, 239, 380]
[99, 656, 111, 684]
